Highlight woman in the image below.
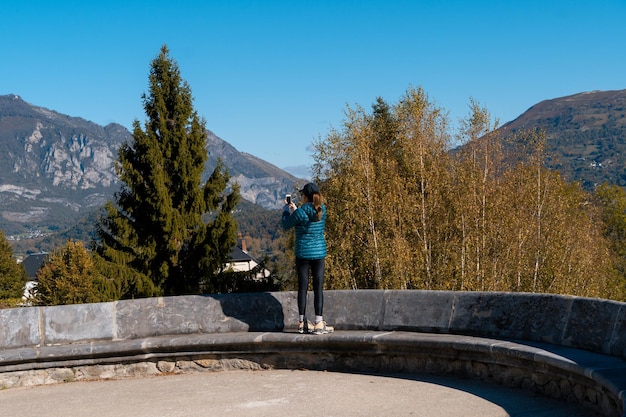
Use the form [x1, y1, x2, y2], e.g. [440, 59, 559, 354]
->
[282, 182, 333, 335]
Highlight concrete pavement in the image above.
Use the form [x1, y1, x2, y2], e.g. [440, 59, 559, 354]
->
[0, 369, 604, 417]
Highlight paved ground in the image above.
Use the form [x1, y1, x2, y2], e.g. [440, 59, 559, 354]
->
[0, 369, 604, 417]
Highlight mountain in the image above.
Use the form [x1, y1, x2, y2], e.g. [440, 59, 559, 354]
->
[3, 89, 625, 242]
[205, 130, 301, 208]
[496, 89, 626, 189]
[0, 94, 302, 236]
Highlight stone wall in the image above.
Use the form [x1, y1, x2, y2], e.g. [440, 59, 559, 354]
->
[1, 290, 625, 360]
[1, 290, 626, 416]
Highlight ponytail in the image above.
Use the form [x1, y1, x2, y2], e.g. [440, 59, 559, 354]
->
[312, 193, 323, 221]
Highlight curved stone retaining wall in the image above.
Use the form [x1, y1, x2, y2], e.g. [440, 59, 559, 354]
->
[1, 290, 625, 416]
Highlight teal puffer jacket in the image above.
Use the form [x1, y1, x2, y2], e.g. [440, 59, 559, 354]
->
[282, 202, 327, 260]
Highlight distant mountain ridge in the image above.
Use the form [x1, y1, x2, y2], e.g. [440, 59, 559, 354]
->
[0, 94, 302, 235]
[2, 89, 625, 238]
[496, 89, 626, 188]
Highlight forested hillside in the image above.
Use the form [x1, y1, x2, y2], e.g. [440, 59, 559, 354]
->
[497, 89, 626, 188]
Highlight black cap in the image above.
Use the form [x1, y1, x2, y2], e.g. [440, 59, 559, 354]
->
[299, 182, 319, 199]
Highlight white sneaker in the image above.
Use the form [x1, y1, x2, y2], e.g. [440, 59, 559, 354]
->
[313, 321, 334, 335]
[298, 320, 313, 334]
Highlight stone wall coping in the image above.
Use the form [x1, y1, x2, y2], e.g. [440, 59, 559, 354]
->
[1, 330, 625, 416]
[1, 330, 625, 376]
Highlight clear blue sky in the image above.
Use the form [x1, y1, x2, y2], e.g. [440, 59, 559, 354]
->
[2, 1, 625, 177]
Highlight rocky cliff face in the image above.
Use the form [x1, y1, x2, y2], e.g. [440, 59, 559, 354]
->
[15, 121, 120, 190]
[0, 94, 302, 235]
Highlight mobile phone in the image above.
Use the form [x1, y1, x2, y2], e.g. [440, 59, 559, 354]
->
[286, 194, 292, 204]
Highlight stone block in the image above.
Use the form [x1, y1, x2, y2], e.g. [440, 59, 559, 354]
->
[381, 290, 454, 332]
[48, 368, 74, 383]
[271, 291, 299, 327]
[208, 292, 286, 331]
[43, 302, 114, 345]
[563, 298, 622, 354]
[156, 360, 176, 373]
[608, 303, 626, 360]
[449, 292, 571, 343]
[0, 306, 40, 349]
[323, 290, 385, 330]
[0, 346, 38, 367]
[115, 294, 283, 339]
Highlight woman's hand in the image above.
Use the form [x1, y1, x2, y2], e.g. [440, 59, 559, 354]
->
[285, 200, 297, 214]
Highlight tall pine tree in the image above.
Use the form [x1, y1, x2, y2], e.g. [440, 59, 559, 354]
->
[94, 45, 240, 296]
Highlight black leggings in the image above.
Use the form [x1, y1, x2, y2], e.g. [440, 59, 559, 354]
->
[296, 257, 325, 317]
